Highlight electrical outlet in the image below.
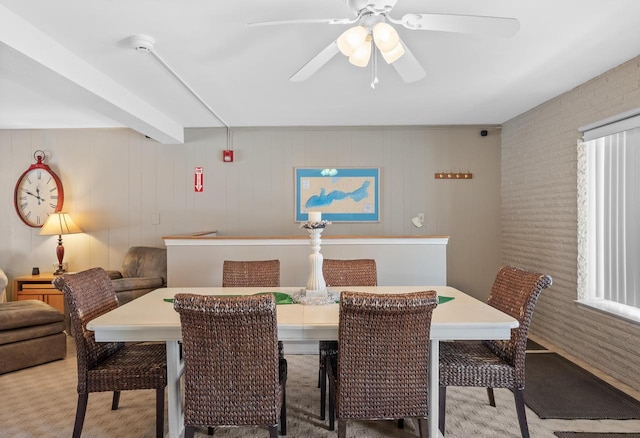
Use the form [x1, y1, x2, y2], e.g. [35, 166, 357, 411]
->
[418, 213, 424, 223]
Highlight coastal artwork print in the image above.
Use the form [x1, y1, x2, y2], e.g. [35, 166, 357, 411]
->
[295, 167, 380, 222]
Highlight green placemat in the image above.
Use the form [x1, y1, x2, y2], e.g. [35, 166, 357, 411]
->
[331, 295, 454, 304]
[163, 292, 294, 305]
[166, 293, 450, 306]
[253, 292, 294, 304]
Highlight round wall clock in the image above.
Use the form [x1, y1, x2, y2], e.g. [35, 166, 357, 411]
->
[14, 150, 64, 227]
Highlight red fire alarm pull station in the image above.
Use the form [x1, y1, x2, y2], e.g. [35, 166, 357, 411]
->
[223, 150, 234, 162]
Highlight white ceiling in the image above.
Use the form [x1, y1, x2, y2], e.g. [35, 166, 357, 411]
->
[1, 0, 640, 143]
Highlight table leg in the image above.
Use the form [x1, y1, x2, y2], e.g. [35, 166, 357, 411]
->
[429, 340, 444, 437]
[167, 340, 184, 438]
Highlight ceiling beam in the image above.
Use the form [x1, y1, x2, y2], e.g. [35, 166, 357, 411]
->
[0, 5, 184, 144]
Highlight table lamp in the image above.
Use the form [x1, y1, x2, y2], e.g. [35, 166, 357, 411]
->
[39, 212, 83, 275]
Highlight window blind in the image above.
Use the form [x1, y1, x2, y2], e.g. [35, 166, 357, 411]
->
[585, 128, 640, 309]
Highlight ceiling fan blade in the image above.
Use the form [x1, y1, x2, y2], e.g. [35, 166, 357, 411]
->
[391, 40, 426, 83]
[247, 17, 356, 26]
[290, 41, 340, 82]
[391, 13, 520, 37]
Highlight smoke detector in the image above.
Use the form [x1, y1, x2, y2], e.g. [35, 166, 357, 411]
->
[129, 34, 155, 52]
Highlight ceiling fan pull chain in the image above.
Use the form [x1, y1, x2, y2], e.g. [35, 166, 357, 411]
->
[371, 46, 379, 89]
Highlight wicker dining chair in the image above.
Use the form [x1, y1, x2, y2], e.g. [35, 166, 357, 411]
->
[438, 265, 552, 438]
[222, 259, 280, 287]
[326, 290, 438, 437]
[221, 258, 285, 362]
[173, 293, 287, 438]
[318, 258, 377, 421]
[53, 267, 167, 438]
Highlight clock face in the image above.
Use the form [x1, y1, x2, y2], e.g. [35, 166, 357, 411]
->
[14, 167, 64, 227]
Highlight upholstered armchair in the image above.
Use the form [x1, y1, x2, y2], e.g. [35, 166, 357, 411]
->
[107, 246, 167, 305]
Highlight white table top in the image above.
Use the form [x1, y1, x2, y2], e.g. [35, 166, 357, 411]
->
[87, 286, 518, 342]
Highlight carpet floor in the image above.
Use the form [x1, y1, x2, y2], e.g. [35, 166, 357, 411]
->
[1, 336, 640, 437]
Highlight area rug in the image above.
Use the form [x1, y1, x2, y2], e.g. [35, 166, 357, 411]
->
[554, 433, 640, 437]
[525, 353, 640, 419]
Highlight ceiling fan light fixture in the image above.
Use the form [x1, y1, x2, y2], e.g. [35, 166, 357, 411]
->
[380, 41, 405, 64]
[337, 25, 368, 56]
[348, 35, 372, 67]
[372, 22, 400, 52]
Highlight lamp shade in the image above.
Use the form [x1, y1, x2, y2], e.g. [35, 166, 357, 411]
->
[337, 25, 368, 56]
[39, 212, 83, 236]
[372, 22, 400, 52]
[380, 41, 405, 64]
[348, 35, 372, 67]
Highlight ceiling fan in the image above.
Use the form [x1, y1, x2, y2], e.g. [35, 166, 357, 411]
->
[249, 0, 519, 85]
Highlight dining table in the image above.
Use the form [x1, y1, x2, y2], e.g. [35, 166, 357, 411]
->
[87, 285, 518, 438]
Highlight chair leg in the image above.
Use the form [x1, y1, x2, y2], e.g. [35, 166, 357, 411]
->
[337, 419, 347, 438]
[320, 366, 326, 420]
[487, 387, 496, 407]
[280, 384, 287, 436]
[73, 393, 89, 438]
[268, 425, 278, 438]
[207, 426, 214, 435]
[418, 418, 428, 438]
[514, 388, 530, 438]
[156, 388, 165, 438]
[328, 376, 335, 431]
[184, 425, 195, 438]
[439, 386, 447, 435]
[111, 390, 120, 410]
[397, 419, 404, 428]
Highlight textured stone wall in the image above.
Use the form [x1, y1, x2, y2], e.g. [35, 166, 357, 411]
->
[501, 56, 640, 390]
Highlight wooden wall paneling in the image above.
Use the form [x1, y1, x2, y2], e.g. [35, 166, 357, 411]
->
[1, 125, 500, 303]
[156, 141, 176, 239]
[385, 129, 404, 235]
[0, 131, 12, 253]
[11, 131, 41, 272]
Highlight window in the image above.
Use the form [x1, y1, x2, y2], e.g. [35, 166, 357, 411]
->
[578, 111, 640, 323]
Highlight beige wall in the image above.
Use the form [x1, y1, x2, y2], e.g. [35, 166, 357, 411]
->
[501, 55, 640, 390]
[0, 125, 501, 302]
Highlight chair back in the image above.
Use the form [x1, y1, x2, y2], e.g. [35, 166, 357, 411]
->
[484, 266, 552, 381]
[222, 260, 280, 287]
[173, 293, 282, 427]
[323, 259, 377, 287]
[53, 267, 124, 393]
[336, 290, 437, 420]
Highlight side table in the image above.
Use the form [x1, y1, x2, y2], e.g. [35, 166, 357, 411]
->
[14, 272, 70, 334]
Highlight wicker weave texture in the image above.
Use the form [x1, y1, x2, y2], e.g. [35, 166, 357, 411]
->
[222, 260, 280, 287]
[332, 290, 437, 420]
[439, 265, 552, 389]
[173, 293, 285, 428]
[319, 259, 377, 363]
[322, 259, 377, 288]
[53, 267, 166, 395]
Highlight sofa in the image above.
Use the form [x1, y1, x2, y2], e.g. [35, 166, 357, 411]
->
[0, 299, 66, 374]
[107, 246, 167, 305]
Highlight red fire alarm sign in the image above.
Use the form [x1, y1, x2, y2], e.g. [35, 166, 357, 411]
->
[223, 150, 234, 162]
[194, 167, 204, 192]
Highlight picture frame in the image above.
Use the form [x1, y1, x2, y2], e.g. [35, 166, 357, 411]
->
[295, 167, 380, 222]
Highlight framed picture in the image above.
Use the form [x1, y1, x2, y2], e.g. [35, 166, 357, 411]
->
[295, 167, 380, 222]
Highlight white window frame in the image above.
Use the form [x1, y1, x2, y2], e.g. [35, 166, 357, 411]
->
[577, 109, 640, 324]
